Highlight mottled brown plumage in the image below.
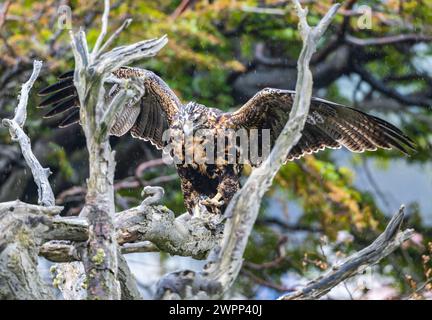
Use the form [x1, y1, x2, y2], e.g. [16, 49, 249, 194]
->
[38, 67, 415, 215]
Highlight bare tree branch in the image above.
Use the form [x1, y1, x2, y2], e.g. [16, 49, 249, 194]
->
[353, 63, 432, 107]
[120, 241, 159, 254]
[91, 0, 110, 59]
[1, 60, 55, 206]
[115, 202, 222, 260]
[279, 206, 414, 300]
[346, 33, 432, 46]
[93, 36, 168, 75]
[97, 18, 132, 56]
[0, 1, 11, 31]
[40, 240, 82, 263]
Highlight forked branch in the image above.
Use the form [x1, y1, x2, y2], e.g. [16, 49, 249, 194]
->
[279, 206, 413, 300]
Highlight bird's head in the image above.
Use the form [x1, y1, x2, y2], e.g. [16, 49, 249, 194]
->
[165, 102, 212, 164]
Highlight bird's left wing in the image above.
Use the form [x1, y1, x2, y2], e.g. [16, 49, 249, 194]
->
[225, 88, 415, 164]
[38, 67, 181, 149]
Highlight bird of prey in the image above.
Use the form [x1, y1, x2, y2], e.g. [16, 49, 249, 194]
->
[38, 67, 416, 215]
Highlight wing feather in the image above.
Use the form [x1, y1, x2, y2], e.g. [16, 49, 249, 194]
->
[43, 96, 77, 118]
[227, 88, 415, 165]
[130, 99, 150, 137]
[38, 67, 181, 149]
[59, 108, 80, 128]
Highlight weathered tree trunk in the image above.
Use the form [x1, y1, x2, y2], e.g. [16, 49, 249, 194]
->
[0, 201, 60, 300]
[79, 138, 120, 299]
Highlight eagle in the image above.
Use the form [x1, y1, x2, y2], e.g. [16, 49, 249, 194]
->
[38, 67, 415, 215]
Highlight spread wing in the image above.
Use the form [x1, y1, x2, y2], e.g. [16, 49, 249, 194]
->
[226, 88, 415, 163]
[38, 67, 181, 149]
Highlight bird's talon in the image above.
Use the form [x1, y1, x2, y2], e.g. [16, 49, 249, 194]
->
[199, 195, 224, 208]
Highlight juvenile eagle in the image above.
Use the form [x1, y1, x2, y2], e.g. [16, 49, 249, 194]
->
[38, 67, 415, 215]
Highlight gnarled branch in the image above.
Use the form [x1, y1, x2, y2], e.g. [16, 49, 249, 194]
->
[39, 201, 222, 262]
[1, 60, 55, 206]
[279, 206, 414, 300]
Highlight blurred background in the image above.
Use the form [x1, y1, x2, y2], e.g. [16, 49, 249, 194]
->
[0, 0, 431, 299]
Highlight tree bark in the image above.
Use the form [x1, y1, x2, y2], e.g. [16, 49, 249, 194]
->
[0, 201, 61, 300]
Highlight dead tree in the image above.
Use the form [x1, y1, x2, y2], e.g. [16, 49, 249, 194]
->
[0, 0, 413, 300]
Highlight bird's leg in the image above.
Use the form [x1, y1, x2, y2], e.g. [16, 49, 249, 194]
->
[215, 167, 241, 214]
[199, 192, 224, 208]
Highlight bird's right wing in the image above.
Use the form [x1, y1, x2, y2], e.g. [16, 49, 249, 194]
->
[38, 67, 182, 149]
